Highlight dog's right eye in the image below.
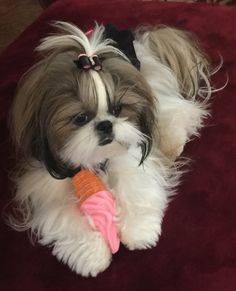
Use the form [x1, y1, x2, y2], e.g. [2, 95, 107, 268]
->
[73, 113, 90, 126]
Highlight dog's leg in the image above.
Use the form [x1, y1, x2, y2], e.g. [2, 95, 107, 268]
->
[13, 165, 112, 277]
[107, 151, 171, 250]
[157, 96, 208, 161]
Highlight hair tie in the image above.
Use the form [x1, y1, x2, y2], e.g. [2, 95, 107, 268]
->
[74, 54, 102, 71]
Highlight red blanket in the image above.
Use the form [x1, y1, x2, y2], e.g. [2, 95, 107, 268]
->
[0, 1, 236, 290]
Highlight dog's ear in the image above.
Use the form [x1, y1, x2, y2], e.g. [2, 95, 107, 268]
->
[10, 62, 77, 179]
[147, 26, 210, 99]
[10, 62, 45, 161]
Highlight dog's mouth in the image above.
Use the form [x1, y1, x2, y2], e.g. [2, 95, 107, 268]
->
[99, 136, 114, 146]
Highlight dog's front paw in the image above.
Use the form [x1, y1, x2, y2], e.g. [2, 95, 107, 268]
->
[120, 219, 161, 251]
[52, 231, 112, 277]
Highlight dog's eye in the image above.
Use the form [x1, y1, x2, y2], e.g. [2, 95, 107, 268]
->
[73, 113, 89, 126]
[112, 104, 122, 117]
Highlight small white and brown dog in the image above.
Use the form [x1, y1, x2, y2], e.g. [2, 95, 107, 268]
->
[9, 22, 214, 276]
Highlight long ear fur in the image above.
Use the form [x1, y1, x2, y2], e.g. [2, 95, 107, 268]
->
[9, 62, 66, 178]
[147, 26, 211, 100]
[9, 61, 45, 158]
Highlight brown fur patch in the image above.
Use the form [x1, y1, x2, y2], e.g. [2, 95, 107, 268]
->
[147, 26, 210, 99]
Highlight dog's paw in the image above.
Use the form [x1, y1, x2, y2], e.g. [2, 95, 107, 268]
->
[120, 220, 161, 251]
[52, 231, 112, 277]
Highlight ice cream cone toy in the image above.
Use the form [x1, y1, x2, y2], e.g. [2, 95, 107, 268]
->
[72, 169, 120, 254]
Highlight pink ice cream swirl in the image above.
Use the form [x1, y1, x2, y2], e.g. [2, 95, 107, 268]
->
[79, 191, 120, 253]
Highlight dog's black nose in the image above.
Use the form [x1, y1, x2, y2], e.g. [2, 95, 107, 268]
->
[96, 120, 113, 134]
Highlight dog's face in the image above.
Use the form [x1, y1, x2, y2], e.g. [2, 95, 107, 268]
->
[11, 24, 157, 178]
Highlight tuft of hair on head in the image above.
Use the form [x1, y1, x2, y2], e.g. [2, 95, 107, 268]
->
[36, 21, 129, 61]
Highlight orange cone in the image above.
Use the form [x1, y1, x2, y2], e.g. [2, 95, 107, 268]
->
[72, 170, 107, 205]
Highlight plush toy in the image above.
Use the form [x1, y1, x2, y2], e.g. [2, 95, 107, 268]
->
[72, 170, 120, 254]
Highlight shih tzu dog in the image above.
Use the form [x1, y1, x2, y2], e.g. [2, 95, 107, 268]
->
[9, 22, 214, 276]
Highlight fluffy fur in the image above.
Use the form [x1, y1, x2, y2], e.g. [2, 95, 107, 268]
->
[9, 22, 214, 276]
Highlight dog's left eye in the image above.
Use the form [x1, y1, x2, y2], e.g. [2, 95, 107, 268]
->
[73, 113, 90, 126]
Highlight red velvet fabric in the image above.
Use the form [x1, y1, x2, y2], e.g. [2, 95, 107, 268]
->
[0, 1, 236, 290]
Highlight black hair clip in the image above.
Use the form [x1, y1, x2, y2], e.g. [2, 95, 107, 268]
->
[74, 54, 102, 71]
